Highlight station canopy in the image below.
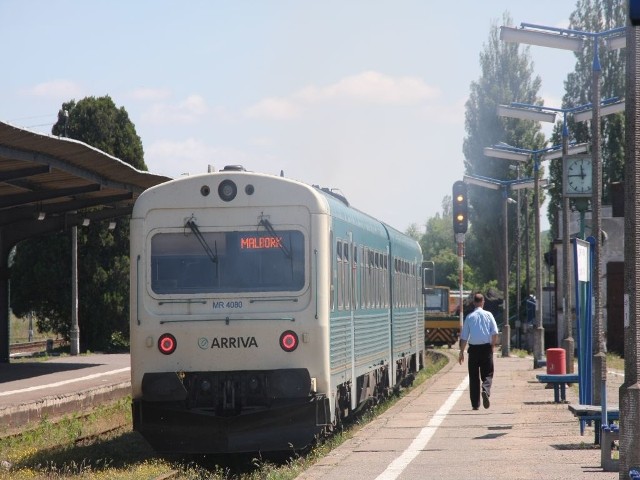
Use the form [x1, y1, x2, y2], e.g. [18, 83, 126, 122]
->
[0, 119, 172, 363]
[0, 120, 171, 239]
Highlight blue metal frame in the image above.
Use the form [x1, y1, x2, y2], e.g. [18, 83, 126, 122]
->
[573, 237, 592, 409]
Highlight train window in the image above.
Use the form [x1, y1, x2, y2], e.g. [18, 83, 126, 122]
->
[150, 230, 305, 294]
[337, 240, 343, 310]
[364, 247, 370, 308]
[354, 245, 359, 310]
[342, 242, 351, 309]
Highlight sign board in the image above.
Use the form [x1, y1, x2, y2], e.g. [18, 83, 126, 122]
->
[575, 239, 590, 282]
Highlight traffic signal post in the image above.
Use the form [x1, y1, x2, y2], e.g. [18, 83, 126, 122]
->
[452, 181, 468, 335]
[452, 180, 468, 235]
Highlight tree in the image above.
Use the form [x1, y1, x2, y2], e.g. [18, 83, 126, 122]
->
[405, 223, 422, 241]
[547, 0, 626, 236]
[463, 12, 546, 299]
[10, 96, 146, 351]
[53, 96, 147, 170]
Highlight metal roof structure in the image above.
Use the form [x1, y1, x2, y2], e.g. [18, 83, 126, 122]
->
[0, 120, 170, 235]
[0, 120, 172, 362]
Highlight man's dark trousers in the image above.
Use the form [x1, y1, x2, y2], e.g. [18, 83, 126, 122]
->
[467, 343, 494, 408]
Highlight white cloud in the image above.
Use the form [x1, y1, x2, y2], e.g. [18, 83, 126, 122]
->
[245, 70, 440, 121]
[141, 94, 208, 124]
[23, 80, 84, 99]
[146, 137, 252, 177]
[128, 87, 171, 101]
[421, 95, 467, 125]
[295, 71, 440, 105]
[245, 97, 300, 120]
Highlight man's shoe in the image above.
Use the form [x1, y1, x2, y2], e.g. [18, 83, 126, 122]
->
[482, 390, 490, 409]
[472, 406, 479, 410]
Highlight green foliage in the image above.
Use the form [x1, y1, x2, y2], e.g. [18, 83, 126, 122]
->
[10, 235, 71, 336]
[547, 0, 626, 236]
[53, 96, 147, 171]
[10, 96, 144, 351]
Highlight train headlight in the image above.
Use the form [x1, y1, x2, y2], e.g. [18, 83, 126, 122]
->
[279, 330, 299, 352]
[218, 179, 237, 202]
[158, 333, 177, 355]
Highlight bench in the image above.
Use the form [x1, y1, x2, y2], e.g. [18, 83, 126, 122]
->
[567, 403, 620, 444]
[536, 373, 579, 403]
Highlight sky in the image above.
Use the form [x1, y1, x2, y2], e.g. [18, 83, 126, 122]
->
[0, 1, 582, 233]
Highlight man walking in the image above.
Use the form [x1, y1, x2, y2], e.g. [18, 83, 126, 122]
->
[458, 292, 499, 410]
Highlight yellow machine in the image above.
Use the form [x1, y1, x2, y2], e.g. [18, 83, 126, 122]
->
[424, 286, 460, 347]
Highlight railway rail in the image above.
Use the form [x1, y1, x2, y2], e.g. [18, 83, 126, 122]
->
[9, 338, 66, 356]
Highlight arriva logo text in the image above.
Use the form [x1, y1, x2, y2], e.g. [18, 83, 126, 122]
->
[198, 337, 258, 349]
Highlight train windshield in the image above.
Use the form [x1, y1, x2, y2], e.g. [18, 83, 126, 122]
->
[424, 287, 448, 312]
[150, 230, 305, 294]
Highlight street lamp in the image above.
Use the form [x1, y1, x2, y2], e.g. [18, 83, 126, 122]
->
[484, 141, 589, 364]
[500, 20, 626, 405]
[496, 97, 620, 373]
[573, 98, 625, 122]
[463, 173, 546, 357]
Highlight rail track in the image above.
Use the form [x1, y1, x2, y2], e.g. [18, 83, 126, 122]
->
[9, 338, 66, 356]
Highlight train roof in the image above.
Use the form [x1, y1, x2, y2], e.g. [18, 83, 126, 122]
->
[132, 166, 421, 255]
[132, 169, 330, 217]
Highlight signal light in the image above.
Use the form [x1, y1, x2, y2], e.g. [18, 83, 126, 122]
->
[158, 333, 177, 355]
[452, 181, 468, 234]
[279, 330, 299, 352]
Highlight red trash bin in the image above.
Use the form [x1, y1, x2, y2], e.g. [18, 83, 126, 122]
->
[546, 348, 566, 374]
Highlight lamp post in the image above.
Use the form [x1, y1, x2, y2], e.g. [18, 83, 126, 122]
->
[463, 173, 546, 357]
[500, 20, 626, 407]
[497, 99, 620, 371]
[497, 98, 624, 383]
[484, 142, 589, 365]
[481, 149, 527, 348]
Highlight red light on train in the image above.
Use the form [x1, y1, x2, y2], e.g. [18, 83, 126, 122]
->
[158, 333, 177, 355]
[279, 330, 298, 352]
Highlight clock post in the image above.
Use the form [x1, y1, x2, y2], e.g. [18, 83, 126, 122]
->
[562, 153, 593, 377]
[573, 198, 590, 239]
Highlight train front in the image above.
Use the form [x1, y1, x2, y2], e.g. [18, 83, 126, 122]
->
[130, 167, 332, 454]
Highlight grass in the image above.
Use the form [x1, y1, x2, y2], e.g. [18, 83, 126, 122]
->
[606, 351, 624, 371]
[509, 348, 529, 358]
[0, 351, 449, 480]
[10, 313, 53, 344]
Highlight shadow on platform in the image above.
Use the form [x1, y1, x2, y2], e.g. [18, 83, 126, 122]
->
[0, 361, 102, 383]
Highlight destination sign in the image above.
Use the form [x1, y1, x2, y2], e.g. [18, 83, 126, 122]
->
[240, 235, 283, 250]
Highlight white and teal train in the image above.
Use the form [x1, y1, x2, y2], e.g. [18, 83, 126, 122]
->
[130, 166, 424, 454]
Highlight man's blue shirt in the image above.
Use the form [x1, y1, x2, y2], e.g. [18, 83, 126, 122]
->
[460, 307, 499, 345]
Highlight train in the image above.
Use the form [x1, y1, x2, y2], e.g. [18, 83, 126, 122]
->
[423, 285, 461, 347]
[129, 166, 425, 454]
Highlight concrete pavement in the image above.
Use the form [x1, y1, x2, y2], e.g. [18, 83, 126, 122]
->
[297, 350, 622, 480]
[0, 353, 131, 433]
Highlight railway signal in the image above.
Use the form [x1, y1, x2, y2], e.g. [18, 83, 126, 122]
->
[452, 181, 468, 235]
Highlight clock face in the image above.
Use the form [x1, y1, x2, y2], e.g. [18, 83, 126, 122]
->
[564, 156, 592, 196]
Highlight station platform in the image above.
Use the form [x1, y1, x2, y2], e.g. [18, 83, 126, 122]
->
[0, 353, 131, 434]
[296, 350, 624, 480]
[0, 350, 624, 479]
